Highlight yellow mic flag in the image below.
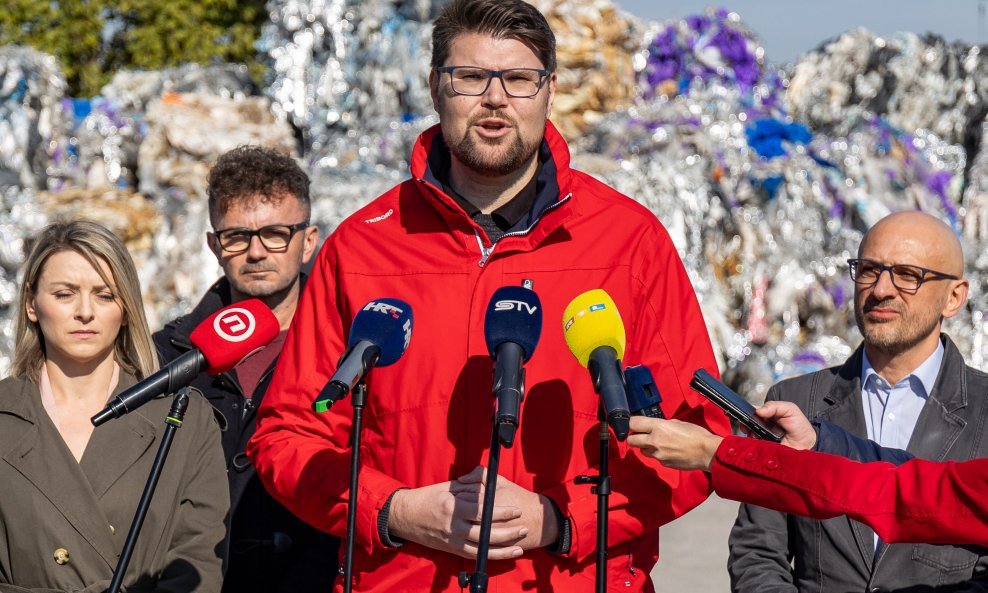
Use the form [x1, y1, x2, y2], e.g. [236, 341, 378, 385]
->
[561, 289, 626, 368]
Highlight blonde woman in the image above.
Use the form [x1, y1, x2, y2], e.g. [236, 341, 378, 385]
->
[0, 221, 228, 593]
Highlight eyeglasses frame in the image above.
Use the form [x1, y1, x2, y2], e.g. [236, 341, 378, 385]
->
[212, 222, 310, 254]
[846, 258, 959, 293]
[435, 66, 552, 98]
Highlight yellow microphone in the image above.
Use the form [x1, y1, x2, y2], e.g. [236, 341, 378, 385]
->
[562, 289, 631, 440]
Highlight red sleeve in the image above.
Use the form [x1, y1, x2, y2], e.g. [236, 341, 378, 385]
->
[712, 436, 988, 547]
[542, 225, 732, 561]
[246, 234, 406, 555]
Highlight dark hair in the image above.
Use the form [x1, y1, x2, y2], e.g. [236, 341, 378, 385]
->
[431, 0, 556, 72]
[207, 146, 311, 225]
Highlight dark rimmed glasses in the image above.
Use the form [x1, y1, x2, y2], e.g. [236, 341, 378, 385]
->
[847, 258, 959, 293]
[213, 222, 309, 254]
[436, 66, 551, 98]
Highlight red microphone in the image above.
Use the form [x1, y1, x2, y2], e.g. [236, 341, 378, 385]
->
[92, 299, 279, 426]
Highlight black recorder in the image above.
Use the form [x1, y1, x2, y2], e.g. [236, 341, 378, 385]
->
[690, 369, 783, 443]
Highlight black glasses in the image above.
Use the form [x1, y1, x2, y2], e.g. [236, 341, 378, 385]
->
[436, 66, 551, 98]
[847, 258, 959, 293]
[213, 222, 309, 253]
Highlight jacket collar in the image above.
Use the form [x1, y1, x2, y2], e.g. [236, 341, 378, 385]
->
[410, 120, 578, 253]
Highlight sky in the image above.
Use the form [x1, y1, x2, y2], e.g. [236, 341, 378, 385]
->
[613, 1, 988, 64]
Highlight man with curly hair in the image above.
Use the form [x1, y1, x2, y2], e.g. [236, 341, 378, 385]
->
[154, 145, 338, 593]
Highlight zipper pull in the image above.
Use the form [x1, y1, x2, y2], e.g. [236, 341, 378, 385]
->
[475, 233, 494, 267]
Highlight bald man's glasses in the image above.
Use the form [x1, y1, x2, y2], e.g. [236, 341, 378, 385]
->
[847, 259, 959, 293]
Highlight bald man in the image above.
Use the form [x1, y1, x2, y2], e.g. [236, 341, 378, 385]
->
[728, 212, 988, 593]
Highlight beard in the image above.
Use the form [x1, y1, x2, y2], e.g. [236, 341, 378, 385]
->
[854, 296, 943, 356]
[443, 111, 543, 176]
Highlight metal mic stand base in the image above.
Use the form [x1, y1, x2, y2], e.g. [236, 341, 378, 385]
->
[107, 388, 191, 593]
[575, 421, 611, 593]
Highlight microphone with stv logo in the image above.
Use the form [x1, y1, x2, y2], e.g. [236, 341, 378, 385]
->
[92, 299, 279, 426]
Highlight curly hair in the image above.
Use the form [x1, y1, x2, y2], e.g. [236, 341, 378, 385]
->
[431, 0, 556, 72]
[207, 146, 311, 225]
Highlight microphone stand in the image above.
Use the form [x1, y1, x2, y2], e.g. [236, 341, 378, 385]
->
[108, 387, 191, 593]
[459, 368, 522, 593]
[576, 417, 612, 593]
[342, 381, 367, 593]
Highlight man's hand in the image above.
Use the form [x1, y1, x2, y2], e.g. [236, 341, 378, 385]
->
[387, 475, 526, 560]
[755, 401, 817, 450]
[449, 466, 560, 551]
[627, 417, 723, 471]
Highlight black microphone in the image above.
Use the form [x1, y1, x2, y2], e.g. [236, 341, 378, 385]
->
[484, 286, 542, 448]
[93, 299, 279, 426]
[313, 298, 413, 412]
[624, 365, 665, 419]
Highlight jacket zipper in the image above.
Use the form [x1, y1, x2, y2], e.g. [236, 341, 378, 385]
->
[474, 193, 572, 267]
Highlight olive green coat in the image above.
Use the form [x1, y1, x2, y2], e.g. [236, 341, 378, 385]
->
[0, 373, 228, 592]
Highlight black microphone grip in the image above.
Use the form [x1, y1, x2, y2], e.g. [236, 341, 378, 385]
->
[313, 341, 381, 413]
[92, 349, 206, 426]
[588, 346, 630, 441]
[492, 341, 525, 448]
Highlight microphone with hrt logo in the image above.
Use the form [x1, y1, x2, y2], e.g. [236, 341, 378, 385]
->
[312, 298, 413, 412]
[484, 286, 542, 448]
[92, 299, 279, 426]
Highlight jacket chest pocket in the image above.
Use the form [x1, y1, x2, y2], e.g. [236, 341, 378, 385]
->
[911, 543, 980, 574]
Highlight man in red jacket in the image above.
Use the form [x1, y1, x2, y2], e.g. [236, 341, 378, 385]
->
[248, 1, 730, 591]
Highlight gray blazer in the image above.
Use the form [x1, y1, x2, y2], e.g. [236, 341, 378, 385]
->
[0, 373, 229, 593]
[728, 336, 988, 593]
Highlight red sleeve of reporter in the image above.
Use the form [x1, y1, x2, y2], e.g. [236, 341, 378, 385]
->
[543, 225, 731, 562]
[711, 436, 988, 547]
[246, 234, 407, 555]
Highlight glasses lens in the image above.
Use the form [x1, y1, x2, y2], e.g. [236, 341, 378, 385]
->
[258, 225, 294, 250]
[890, 265, 923, 291]
[501, 69, 543, 97]
[219, 231, 252, 252]
[450, 67, 490, 95]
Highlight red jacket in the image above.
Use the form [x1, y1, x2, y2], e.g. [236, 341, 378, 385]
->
[248, 122, 730, 592]
[712, 436, 988, 547]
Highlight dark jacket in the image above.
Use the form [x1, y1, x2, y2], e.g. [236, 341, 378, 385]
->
[728, 336, 988, 593]
[153, 277, 338, 593]
[0, 373, 227, 592]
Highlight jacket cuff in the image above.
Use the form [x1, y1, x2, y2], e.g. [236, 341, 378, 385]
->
[377, 489, 406, 548]
[544, 497, 572, 555]
[355, 467, 408, 555]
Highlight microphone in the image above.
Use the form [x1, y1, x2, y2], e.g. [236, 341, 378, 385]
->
[562, 289, 631, 441]
[624, 365, 665, 419]
[484, 286, 542, 448]
[92, 299, 279, 426]
[312, 298, 413, 413]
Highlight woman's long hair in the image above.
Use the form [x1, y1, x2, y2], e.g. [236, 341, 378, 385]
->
[11, 220, 158, 380]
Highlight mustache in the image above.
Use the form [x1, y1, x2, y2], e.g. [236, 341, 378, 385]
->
[238, 263, 279, 275]
[469, 110, 515, 126]
[862, 295, 903, 314]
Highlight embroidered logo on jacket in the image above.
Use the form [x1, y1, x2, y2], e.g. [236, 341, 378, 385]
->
[364, 209, 394, 224]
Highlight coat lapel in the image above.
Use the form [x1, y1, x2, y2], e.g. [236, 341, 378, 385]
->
[815, 348, 876, 573]
[905, 337, 967, 461]
[0, 379, 120, 570]
[80, 372, 155, 498]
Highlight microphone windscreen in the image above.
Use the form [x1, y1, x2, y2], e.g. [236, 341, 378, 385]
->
[562, 289, 626, 368]
[348, 298, 413, 366]
[189, 298, 280, 374]
[484, 286, 542, 362]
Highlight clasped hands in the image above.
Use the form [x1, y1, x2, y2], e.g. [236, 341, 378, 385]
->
[387, 465, 559, 560]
